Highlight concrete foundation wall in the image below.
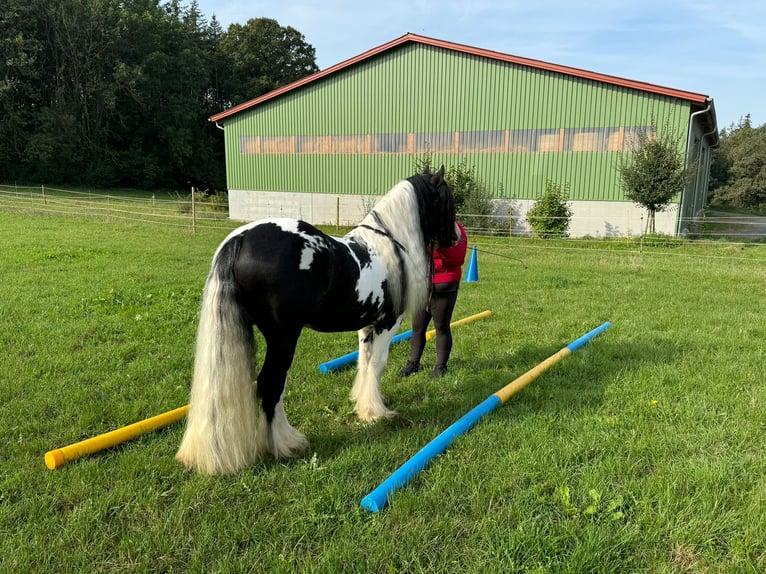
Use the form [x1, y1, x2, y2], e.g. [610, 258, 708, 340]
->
[494, 199, 677, 237]
[228, 190, 677, 237]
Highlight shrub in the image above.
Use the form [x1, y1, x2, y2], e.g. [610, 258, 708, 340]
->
[527, 180, 573, 238]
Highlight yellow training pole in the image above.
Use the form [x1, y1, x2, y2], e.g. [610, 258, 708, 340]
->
[46, 311, 496, 470]
[44, 405, 189, 470]
[425, 309, 493, 342]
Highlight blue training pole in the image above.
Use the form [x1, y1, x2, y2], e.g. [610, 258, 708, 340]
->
[318, 311, 493, 374]
[318, 331, 413, 374]
[360, 321, 611, 512]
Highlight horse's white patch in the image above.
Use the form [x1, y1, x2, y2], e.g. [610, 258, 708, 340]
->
[357, 258, 387, 307]
[265, 218, 325, 271]
[339, 238, 386, 308]
[220, 218, 326, 271]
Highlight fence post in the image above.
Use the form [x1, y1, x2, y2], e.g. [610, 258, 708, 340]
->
[191, 186, 196, 234]
[42, 185, 46, 206]
[336, 197, 340, 230]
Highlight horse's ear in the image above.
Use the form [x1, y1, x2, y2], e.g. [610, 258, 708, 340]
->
[422, 164, 431, 176]
[431, 165, 446, 186]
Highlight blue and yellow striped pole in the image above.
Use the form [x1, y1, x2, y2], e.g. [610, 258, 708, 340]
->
[318, 310, 493, 373]
[360, 321, 611, 512]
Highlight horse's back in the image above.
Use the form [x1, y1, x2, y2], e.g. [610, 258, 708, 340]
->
[221, 218, 393, 333]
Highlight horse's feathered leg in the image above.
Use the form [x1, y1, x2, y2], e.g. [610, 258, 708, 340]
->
[254, 328, 308, 459]
[350, 326, 373, 404]
[351, 318, 401, 422]
[176, 253, 260, 475]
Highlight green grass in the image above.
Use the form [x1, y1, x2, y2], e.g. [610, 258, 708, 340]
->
[1, 210, 765, 573]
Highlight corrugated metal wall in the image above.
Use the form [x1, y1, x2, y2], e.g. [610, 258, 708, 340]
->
[223, 43, 691, 201]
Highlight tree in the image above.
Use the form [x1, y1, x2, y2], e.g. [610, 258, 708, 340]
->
[709, 116, 766, 208]
[34, 0, 121, 183]
[0, 0, 49, 182]
[617, 118, 693, 233]
[0, 2, 319, 191]
[219, 18, 319, 107]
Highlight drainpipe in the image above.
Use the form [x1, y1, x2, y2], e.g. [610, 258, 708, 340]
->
[696, 125, 719, 215]
[677, 101, 713, 235]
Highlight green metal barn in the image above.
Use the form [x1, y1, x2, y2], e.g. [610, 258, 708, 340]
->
[210, 33, 718, 237]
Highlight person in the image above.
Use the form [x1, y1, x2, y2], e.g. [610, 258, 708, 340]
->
[400, 221, 468, 378]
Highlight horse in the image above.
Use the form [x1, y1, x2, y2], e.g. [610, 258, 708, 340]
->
[176, 166, 456, 475]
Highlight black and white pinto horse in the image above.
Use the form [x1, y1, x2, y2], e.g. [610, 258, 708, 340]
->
[176, 167, 455, 474]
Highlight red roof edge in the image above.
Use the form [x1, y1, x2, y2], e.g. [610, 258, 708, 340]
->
[209, 32, 712, 124]
[209, 34, 414, 123]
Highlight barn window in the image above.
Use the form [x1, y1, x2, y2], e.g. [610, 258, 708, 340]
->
[239, 136, 260, 154]
[565, 128, 606, 152]
[571, 131, 600, 151]
[622, 126, 652, 152]
[460, 130, 505, 153]
[372, 133, 408, 153]
[239, 126, 647, 156]
[296, 135, 369, 154]
[414, 132, 454, 154]
[507, 129, 537, 152]
[296, 135, 326, 154]
[260, 136, 293, 154]
[334, 135, 368, 154]
[537, 129, 561, 153]
[607, 128, 624, 151]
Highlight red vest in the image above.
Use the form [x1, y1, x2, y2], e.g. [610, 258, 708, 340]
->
[433, 222, 468, 284]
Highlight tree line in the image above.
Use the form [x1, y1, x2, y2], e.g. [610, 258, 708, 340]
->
[0, 0, 318, 190]
[710, 115, 766, 210]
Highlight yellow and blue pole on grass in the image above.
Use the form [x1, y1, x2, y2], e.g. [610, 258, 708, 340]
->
[360, 321, 612, 512]
[318, 310, 493, 373]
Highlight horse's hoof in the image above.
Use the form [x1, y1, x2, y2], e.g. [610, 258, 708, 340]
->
[357, 408, 398, 423]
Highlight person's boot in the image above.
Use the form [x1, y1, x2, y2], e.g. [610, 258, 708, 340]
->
[430, 364, 448, 379]
[399, 360, 421, 377]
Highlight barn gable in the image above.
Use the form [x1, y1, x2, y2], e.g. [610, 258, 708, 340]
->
[212, 33, 717, 237]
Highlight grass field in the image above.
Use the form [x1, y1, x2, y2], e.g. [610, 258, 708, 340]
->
[0, 184, 230, 232]
[1, 209, 765, 573]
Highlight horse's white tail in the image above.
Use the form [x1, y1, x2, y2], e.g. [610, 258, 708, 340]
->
[176, 243, 260, 475]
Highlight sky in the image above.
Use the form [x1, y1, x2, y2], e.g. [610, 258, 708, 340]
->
[194, 0, 765, 130]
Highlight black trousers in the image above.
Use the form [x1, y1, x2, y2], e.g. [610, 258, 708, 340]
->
[409, 281, 459, 366]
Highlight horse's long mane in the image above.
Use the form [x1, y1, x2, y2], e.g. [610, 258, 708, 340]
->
[349, 180, 431, 318]
[406, 172, 456, 248]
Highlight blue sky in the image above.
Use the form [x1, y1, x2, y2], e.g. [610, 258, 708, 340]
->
[194, 0, 765, 130]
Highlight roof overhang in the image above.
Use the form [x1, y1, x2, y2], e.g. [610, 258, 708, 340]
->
[210, 33, 715, 131]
